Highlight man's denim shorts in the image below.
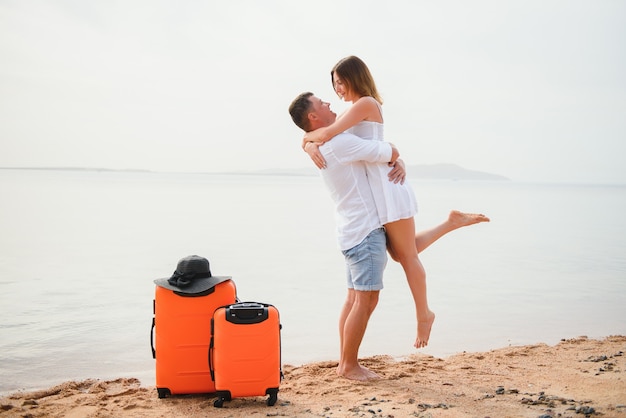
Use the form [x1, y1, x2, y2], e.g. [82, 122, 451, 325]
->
[342, 227, 387, 291]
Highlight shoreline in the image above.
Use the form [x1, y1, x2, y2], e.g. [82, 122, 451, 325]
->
[1, 335, 624, 417]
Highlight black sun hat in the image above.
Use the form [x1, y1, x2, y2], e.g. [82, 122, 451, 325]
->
[154, 255, 231, 294]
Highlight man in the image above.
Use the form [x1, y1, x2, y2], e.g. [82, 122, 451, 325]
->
[288, 92, 400, 381]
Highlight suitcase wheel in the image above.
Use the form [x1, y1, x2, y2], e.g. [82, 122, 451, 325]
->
[267, 388, 279, 406]
[214, 392, 231, 408]
[157, 388, 171, 399]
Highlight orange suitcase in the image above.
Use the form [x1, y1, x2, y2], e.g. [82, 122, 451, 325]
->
[151, 277, 237, 398]
[209, 302, 282, 407]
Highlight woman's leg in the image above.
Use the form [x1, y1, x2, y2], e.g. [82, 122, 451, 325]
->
[415, 210, 489, 253]
[388, 211, 490, 260]
[384, 211, 488, 347]
[384, 217, 435, 348]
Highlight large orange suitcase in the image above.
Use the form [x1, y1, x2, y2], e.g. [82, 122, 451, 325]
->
[151, 280, 237, 398]
[209, 302, 282, 407]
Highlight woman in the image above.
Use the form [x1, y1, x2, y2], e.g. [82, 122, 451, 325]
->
[303, 55, 489, 348]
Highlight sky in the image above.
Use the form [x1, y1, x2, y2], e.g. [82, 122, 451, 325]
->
[1, 0, 625, 184]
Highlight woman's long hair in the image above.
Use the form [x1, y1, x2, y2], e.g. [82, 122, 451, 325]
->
[331, 56, 383, 104]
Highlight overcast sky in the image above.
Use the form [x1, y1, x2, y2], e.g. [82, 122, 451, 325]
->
[1, 1, 624, 184]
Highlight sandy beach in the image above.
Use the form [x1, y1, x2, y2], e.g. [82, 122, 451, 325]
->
[1, 335, 624, 417]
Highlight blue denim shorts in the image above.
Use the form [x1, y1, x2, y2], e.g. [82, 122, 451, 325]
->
[342, 228, 387, 291]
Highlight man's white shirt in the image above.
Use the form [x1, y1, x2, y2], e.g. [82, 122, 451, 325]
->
[318, 132, 393, 251]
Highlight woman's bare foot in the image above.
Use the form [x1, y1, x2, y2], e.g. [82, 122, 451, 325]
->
[448, 210, 490, 228]
[415, 311, 436, 349]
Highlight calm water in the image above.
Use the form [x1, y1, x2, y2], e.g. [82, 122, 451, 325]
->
[1, 169, 625, 395]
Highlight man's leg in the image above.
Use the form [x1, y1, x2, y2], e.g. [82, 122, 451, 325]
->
[337, 228, 387, 380]
[337, 289, 380, 381]
[337, 289, 356, 367]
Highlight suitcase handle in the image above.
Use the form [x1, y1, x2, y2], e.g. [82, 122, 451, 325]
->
[208, 318, 215, 380]
[150, 317, 156, 359]
[150, 299, 156, 359]
[225, 302, 269, 324]
[208, 339, 215, 380]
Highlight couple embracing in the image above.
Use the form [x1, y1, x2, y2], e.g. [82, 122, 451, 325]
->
[289, 56, 489, 381]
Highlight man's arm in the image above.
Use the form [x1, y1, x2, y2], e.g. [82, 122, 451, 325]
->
[331, 133, 396, 165]
[388, 158, 406, 184]
[389, 144, 399, 164]
[307, 138, 397, 170]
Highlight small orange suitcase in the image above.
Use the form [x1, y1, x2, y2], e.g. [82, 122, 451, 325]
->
[151, 279, 237, 398]
[209, 302, 282, 407]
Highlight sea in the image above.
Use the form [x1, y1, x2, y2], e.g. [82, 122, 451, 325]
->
[1, 168, 625, 395]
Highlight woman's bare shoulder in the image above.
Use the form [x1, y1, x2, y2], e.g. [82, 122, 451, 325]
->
[353, 96, 383, 122]
[355, 96, 381, 106]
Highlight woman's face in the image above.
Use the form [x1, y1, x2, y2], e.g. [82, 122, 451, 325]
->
[332, 72, 352, 102]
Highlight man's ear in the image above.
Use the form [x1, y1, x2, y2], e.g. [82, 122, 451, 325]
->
[307, 112, 319, 129]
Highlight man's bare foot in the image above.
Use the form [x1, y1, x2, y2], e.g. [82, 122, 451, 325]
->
[448, 210, 490, 228]
[359, 365, 381, 379]
[337, 364, 380, 381]
[415, 311, 435, 349]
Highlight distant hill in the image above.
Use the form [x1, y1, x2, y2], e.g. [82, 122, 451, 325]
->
[406, 163, 509, 181]
[254, 163, 509, 181]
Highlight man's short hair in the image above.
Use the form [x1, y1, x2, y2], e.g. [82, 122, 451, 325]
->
[288, 92, 314, 132]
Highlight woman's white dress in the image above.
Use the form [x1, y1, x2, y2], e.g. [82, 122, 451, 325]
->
[347, 120, 418, 224]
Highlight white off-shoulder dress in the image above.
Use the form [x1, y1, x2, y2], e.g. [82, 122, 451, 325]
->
[346, 120, 418, 224]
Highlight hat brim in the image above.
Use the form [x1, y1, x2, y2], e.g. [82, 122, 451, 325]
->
[153, 275, 232, 294]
